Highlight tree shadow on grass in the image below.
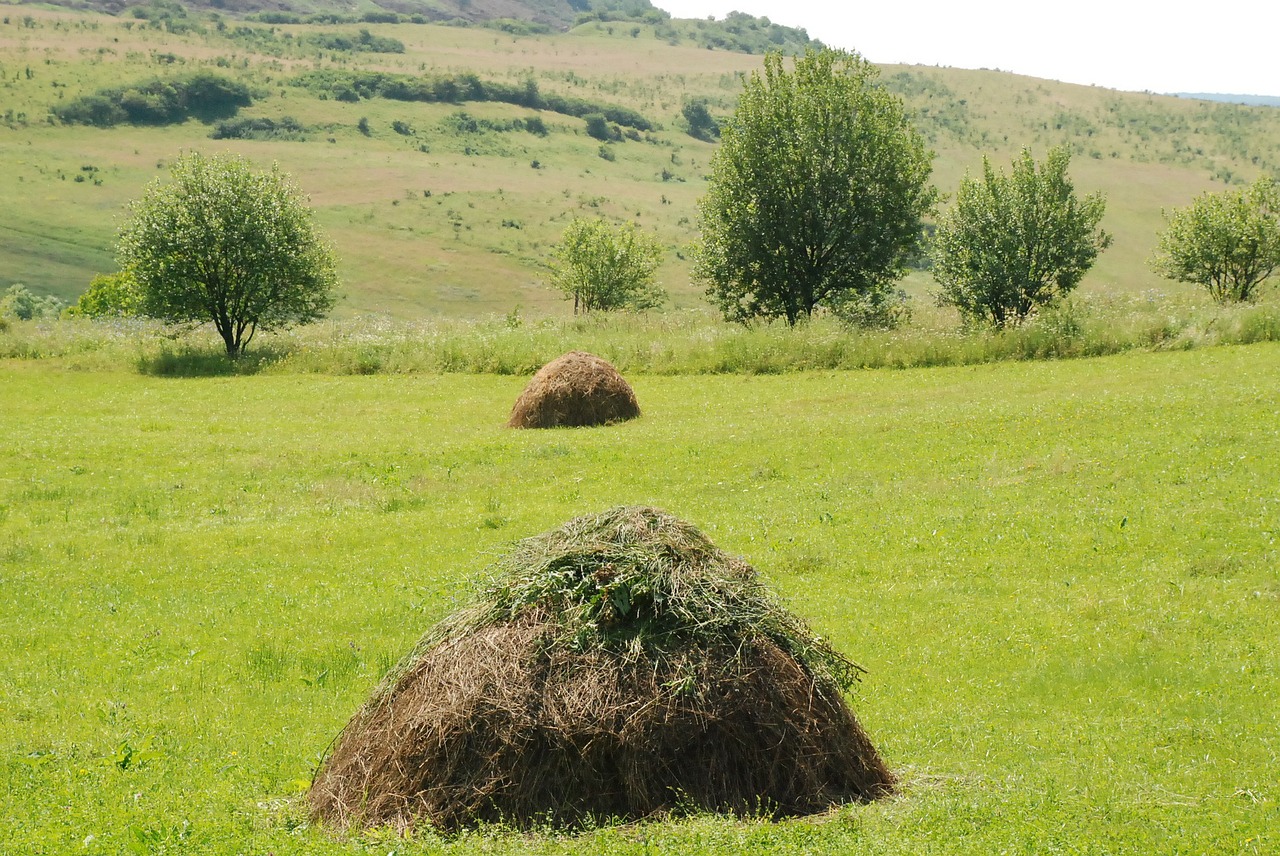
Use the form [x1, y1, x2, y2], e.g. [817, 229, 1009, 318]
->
[136, 344, 285, 377]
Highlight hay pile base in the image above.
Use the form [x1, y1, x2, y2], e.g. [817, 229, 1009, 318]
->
[309, 507, 894, 832]
[506, 351, 639, 429]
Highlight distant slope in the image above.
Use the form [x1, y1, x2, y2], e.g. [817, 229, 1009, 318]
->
[12, 0, 818, 53]
[1, 7, 1277, 318]
[10, 0, 661, 29]
[1172, 93, 1280, 107]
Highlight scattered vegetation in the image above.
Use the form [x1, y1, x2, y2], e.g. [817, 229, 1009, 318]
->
[8, 294, 1280, 375]
[209, 116, 306, 141]
[292, 70, 653, 131]
[306, 29, 405, 54]
[650, 10, 820, 55]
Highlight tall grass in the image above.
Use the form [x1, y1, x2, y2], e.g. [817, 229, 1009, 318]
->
[4, 292, 1280, 375]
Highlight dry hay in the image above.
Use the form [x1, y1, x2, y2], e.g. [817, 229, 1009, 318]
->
[506, 351, 639, 429]
[309, 506, 894, 832]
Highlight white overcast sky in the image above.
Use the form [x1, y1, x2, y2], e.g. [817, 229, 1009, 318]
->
[656, 1, 1279, 96]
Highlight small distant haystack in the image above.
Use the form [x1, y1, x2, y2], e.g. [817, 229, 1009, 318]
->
[309, 507, 894, 833]
[506, 351, 639, 428]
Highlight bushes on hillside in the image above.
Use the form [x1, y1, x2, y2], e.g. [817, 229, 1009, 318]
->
[54, 72, 251, 127]
[307, 30, 405, 54]
[210, 116, 306, 141]
[292, 70, 653, 131]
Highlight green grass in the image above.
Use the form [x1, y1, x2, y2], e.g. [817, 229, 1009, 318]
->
[2, 343, 1278, 853]
[5, 289, 1280, 374]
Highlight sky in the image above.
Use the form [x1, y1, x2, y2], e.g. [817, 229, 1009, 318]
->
[655, 1, 1280, 96]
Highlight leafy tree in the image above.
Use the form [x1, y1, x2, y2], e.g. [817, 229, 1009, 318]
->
[547, 218, 665, 314]
[584, 113, 619, 142]
[694, 48, 935, 325]
[931, 146, 1111, 326]
[117, 152, 338, 357]
[0, 284, 64, 320]
[681, 98, 718, 140]
[67, 272, 143, 318]
[1150, 176, 1280, 302]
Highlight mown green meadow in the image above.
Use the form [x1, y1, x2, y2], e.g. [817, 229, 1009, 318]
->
[3, 342, 1277, 853]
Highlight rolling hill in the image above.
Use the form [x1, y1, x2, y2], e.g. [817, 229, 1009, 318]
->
[1, 4, 1277, 318]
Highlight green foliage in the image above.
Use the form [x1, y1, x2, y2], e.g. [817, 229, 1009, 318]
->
[67, 272, 142, 318]
[292, 70, 652, 130]
[10, 296, 1280, 374]
[583, 112, 619, 141]
[681, 98, 718, 140]
[439, 110, 539, 135]
[306, 29, 405, 53]
[53, 72, 251, 127]
[210, 116, 306, 141]
[1150, 176, 1280, 302]
[547, 217, 665, 313]
[932, 146, 1112, 326]
[827, 287, 913, 330]
[0, 283, 63, 319]
[653, 10, 817, 55]
[695, 49, 935, 325]
[116, 152, 338, 358]
[126, 0, 200, 35]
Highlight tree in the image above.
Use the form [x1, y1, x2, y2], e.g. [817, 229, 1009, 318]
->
[67, 272, 143, 318]
[931, 146, 1111, 326]
[0, 284, 64, 320]
[547, 217, 665, 314]
[681, 98, 718, 140]
[694, 48, 935, 326]
[117, 152, 338, 357]
[1150, 176, 1280, 302]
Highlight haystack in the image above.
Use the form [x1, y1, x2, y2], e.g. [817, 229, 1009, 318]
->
[506, 351, 639, 428]
[309, 507, 894, 832]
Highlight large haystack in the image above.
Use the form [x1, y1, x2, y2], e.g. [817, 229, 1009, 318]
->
[309, 507, 894, 832]
[506, 351, 639, 428]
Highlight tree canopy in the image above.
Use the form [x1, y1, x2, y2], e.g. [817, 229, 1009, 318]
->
[1150, 176, 1280, 302]
[694, 48, 935, 326]
[117, 152, 338, 357]
[931, 146, 1111, 326]
[546, 217, 665, 314]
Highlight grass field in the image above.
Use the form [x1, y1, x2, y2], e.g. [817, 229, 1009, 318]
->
[3, 343, 1278, 853]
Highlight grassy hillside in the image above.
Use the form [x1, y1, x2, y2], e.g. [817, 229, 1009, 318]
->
[3, 344, 1278, 852]
[1, 6, 1278, 318]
